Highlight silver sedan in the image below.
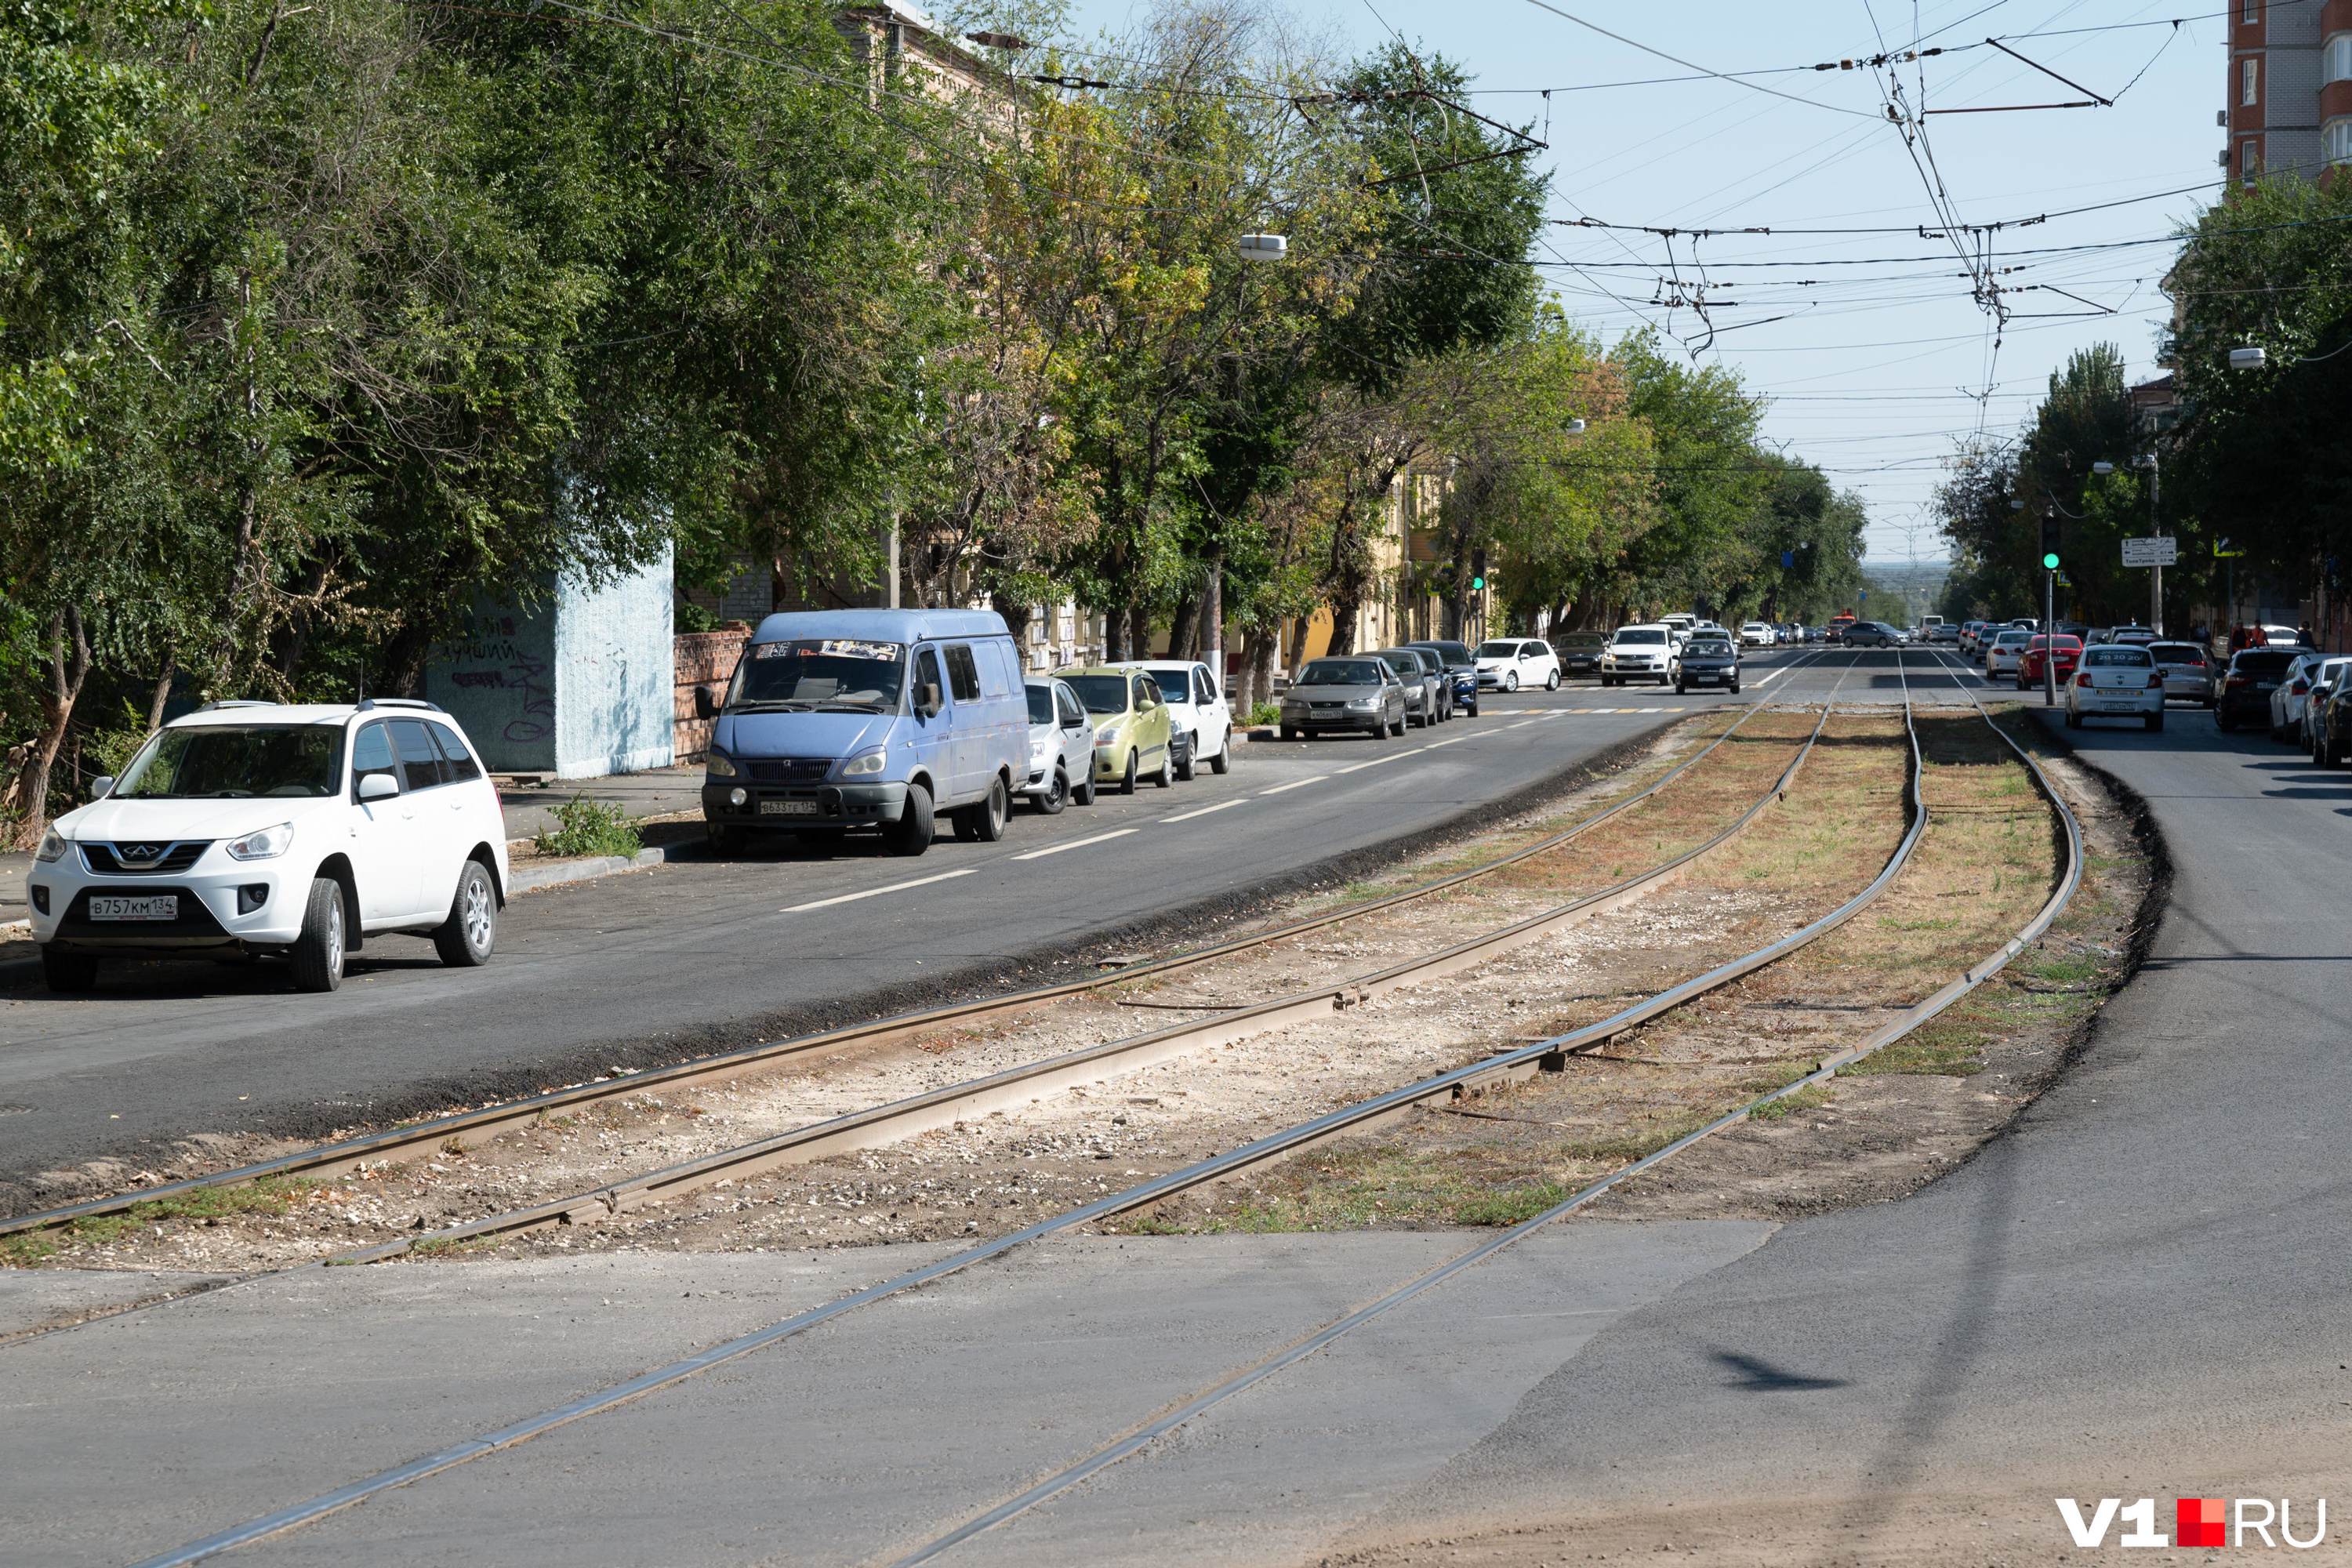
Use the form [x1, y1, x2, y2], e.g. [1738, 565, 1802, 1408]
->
[1278, 656, 1410, 739]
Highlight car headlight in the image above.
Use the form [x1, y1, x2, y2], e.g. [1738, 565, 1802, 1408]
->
[1348, 697, 1377, 710]
[706, 748, 740, 779]
[34, 827, 67, 862]
[226, 822, 294, 861]
[838, 749, 886, 779]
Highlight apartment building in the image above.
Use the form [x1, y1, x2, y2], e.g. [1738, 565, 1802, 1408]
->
[2227, 0, 2339, 182]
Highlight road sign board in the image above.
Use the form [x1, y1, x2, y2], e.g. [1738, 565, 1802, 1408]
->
[2121, 535, 2178, 567]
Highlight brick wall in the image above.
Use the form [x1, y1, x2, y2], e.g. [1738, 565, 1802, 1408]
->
[674, 628, 749, 761]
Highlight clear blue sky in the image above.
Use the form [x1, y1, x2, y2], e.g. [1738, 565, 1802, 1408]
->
[1060, 0, 2230, 567]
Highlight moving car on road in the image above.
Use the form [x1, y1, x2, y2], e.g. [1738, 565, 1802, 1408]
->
[1278, 656, 1410, 739]
[1475, 637, 1561, 691]
[2214, 647, 2299, 732]
[1112, 659, 1232, 778]
[1672, 634, 1742, 694]
[1985, 628, 2031, 677]
[2018, 634, 2082, 690]
[1552, 630, 1607, 678]
[702, 608, 1025, 858]
[1841, 621, 1904, 648]
[1062, 666, 1177, 792]
[1022, 677, 1095, 813]
[1601, 624, 1674, 686]
[1406, 640, 1480, 717]
[1739, 622, 1776, 648]
[30, 699, 508, 994]
[2147, 641, 2213, 706]
[2064, 644, 2165, 731]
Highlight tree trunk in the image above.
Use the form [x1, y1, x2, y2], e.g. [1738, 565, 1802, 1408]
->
[8, 607, 93, 848]
[1327, 593, 1359, 656]
[1244, 623, 1279, 717]
[147, 652, 179, 733]
[1166, 594, 1199, 663]
[1203, 554, 1224, 673]
[991, 590, 1033, 668]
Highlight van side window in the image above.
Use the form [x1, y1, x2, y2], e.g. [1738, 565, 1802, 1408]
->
[352, 722, 400, 797]
[427, 721, 483, 783]
[945, 644, 982, 702]
[976, 641, 1014, 698]
[915, 648, 942, 706]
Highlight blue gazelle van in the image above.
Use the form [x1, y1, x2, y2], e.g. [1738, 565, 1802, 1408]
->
[698, 609, 1029, 856]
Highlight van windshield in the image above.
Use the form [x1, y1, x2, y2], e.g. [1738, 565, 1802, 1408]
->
[116, 726, 344, 799]
[729, 640, 906, 712]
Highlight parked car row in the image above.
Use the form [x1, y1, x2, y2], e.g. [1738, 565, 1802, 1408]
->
[2217, 646, 2352, 762]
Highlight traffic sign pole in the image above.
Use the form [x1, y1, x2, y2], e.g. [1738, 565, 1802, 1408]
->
[2045, 568, 2056, 707]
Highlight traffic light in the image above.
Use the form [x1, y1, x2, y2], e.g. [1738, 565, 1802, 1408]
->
[2039, 515, 2061, 572]
[1470, 550, 1488, 592]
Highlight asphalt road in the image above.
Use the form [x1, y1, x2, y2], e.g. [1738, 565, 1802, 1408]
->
[0, 662, 1826, 1207]
[1341, 649, 2352, 1555]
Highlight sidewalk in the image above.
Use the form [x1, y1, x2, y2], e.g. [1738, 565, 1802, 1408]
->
[495, 764, 706, 844]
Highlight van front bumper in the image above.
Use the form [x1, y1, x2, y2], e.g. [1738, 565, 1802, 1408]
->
[701, 779, 908, 828]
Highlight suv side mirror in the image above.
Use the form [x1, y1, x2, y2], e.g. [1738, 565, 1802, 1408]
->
[358, 772, 399, 801]
[915, 682, 942, 718]
[89, 775, 115, 799]
[694, 684, 722, 720]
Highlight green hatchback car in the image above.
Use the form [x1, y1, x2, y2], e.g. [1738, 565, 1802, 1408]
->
[1056, 666, 1175, 793]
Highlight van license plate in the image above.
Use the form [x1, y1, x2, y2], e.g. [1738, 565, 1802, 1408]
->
[89, 895, 176, 921]
[760, 800, 818, 816]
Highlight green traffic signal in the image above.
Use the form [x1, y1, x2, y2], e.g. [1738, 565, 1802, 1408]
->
[1470, 576, 1485, 590]
[2042, 552, 2060, 570]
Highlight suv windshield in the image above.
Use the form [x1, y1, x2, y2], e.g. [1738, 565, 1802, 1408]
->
[1064, 676, 1133, 714]
[1559, 633, 1606, 648]
[116, 725, 344, 799]
[1300, 660, 1386, 685]
[1613, 629, 1667, 645]
[1685, 640, 1733, 656]
[729, 640, 906, 712]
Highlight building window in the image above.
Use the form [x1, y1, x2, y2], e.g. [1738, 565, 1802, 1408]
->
[2243, 138, 2262, 180]
[2328, 118, 2352, 164]
[2329, 33, 2352, 82]
[2244, 0, 2259, 21]
[2243, 57, 2260, 105]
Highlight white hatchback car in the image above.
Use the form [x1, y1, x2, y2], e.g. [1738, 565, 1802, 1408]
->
[2063, 645, 2165, 731]
[1022, 677, 1097, 812]
[1474, 637, 1561, 691]
[28, 699, 509, 994]
[1109, 660, 1232, 777]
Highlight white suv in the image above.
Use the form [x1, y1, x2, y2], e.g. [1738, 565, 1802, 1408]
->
[28, 699, 509, 994]
[1601, 625, 1674, 686]
[1739, 622, 1775, 648]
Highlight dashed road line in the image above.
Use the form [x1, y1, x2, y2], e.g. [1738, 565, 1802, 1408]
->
[1158, 800, 1247, 824]
[782, 868, 977, 913]
[1009, 829, 1138, 862]
[1257, 775, 1326, 797]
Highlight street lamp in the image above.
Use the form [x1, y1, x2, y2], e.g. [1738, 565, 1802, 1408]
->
[2228, 345, 2267, 370]
[1238, 234, 1287, 262]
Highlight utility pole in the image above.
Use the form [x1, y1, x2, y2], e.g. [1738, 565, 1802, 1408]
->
[2147, 454, 2163, 636]
[2045, 564, 2057, 707]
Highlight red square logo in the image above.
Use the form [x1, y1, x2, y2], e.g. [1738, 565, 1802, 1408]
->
[2178, 1497, 2226, 1548]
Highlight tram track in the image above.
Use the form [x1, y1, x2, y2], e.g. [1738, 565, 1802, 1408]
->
[126, 657, 2079, 1568]
[5, 660, 1842, 1247]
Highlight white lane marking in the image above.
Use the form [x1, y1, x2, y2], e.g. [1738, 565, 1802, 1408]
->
[1638, 708, 1667, 713]
[1010, 828, 1140, 862]
[1258, 775, 1327, 797]
[1331, 750, 1409, 775]
[782, 868, 976, 913]
[1160, 800, 1246, 824]
[1422, 735, 1467, 749]
[1503, 720, 1537, 730]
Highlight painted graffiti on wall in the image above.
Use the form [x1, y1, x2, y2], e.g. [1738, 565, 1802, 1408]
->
[433, 613, 555, 746]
